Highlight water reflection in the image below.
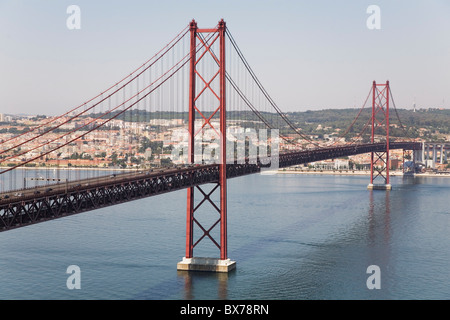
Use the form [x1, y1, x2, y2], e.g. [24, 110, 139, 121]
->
[367, 189, 392, 243]
[366, 189, 392, 295]
[177, 270, 233, 299]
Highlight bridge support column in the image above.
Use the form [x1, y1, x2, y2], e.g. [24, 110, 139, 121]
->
[421, 142, 425, 165]
[368, 81, 391, 190]
[402, 149, 415, 176]
[177, 19, 235, 273]
[413, 144, 423, 172]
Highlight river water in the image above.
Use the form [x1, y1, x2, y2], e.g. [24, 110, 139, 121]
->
[0, 172, 448, 300]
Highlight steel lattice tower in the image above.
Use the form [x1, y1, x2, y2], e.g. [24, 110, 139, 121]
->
[368, 80, 391, 190]
[177, 19, 235, 272]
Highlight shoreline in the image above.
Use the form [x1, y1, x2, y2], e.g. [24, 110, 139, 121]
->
[2, 166, 449, 178]
[277, 169, 450, 178]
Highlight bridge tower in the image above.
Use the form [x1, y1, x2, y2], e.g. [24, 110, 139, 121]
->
[368, 81, 392, 190]
[177, 19, 235, 272]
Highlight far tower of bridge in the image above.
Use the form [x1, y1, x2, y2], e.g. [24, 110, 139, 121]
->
[368, 80, 392, 190]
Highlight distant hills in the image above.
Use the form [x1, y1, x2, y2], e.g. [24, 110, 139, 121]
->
[5, 107, 449, 143]
[284, 108, 450, 141]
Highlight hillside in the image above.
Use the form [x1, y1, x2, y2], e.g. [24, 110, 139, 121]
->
[285, 108, 450, 142]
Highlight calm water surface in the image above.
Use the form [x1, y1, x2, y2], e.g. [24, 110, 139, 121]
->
[0, 172, 448, 300]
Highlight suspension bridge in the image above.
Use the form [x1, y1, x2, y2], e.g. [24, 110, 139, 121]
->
[0, 20, 421, 272]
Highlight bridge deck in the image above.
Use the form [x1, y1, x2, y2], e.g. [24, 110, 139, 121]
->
[0, 142, 421, 231]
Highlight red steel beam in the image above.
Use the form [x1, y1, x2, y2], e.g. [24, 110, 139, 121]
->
[218, 19, 227, 260]
[185, 19, 197, 259]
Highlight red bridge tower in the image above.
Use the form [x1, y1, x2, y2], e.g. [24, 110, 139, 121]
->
[368, 80, 392, 190]
[177, 20, 235, 272]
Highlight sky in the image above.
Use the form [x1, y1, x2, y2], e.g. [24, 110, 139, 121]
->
[0, 0, 449, 115]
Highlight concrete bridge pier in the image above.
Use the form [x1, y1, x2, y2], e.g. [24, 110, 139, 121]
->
[177, 257, 236, 273]
[367, 183, 392, 190]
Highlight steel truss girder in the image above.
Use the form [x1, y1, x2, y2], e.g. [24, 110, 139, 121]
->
[0, 166, 221, 232]
[0, 142, 421, 232]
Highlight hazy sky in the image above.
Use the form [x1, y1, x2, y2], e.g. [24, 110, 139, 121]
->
[0, 0, 449, 115]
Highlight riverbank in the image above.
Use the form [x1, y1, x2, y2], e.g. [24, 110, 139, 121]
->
[277, 169, 450, 178]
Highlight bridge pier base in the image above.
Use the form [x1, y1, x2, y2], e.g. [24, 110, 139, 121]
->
[177, 257, 236, 273]
[367, 183, 391, 190]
